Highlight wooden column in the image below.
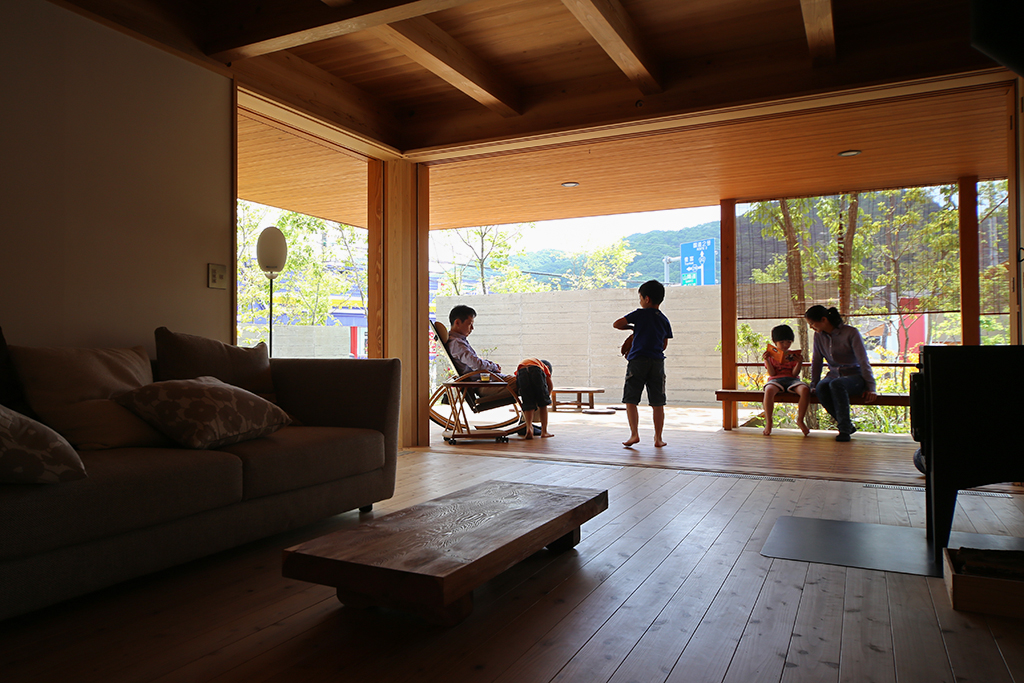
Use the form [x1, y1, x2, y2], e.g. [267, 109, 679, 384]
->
[1010, 79, 1023, 345]
[366, 158, 429, 447]
[367, 159, 384, 359]
[720, 199, 738, 429]
[959, 176, 980, 346]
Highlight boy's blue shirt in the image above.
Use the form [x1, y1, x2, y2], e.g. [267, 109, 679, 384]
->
[624, 308, 672, 360]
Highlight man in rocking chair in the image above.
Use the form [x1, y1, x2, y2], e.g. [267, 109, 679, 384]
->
[446, 305, 517, 400]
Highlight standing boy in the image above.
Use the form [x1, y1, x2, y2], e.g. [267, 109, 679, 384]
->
[515, 358, 554, 439]
[613, 280, 673, 447]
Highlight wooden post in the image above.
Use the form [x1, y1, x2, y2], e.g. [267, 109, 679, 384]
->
[366, 159, 429, 447]
[1010, 79, 1023, 346]
[367, 159, 384, 360]
[959, 176, 980, 346]
[721, 199, 738, 429]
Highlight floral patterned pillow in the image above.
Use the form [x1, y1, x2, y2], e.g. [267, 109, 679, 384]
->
[115, 377, 291, 450]
[0, 404, 87, 484]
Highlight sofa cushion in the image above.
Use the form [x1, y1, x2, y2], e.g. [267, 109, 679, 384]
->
[115, 377, 291, 450]
[219, 425, 384, 499]
[8, 345, 169, 450]
[0, 404, 87, 484]
[0, 327, 34, 418]
[0, 447, 243, 560]
[155, 327, 274, 397]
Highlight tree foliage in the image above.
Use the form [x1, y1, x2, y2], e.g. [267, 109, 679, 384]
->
[562, 240, 640, 290]
[236, 200, 368, 346]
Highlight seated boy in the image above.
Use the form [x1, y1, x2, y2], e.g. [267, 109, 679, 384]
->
[762, 324, 810, 436]
[515, 358, 553, 439]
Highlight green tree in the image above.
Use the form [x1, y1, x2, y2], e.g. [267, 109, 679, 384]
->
[861, 187, 959, 355]
[455, 224, 522, 295]
[273, 211, 356, 327]
[432, 222, 549, 295]
[237, 200, 273, 345]
[237, 201, 367, 346]
[748, 197, 817, 350]
[562, 239, 640, 289]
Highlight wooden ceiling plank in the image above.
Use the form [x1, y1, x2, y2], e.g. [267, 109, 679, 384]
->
[799, 0, 836, 66]
[231, 51, 401, 147]
[560, 0, 661, 95]
[369, 17, 521, 117]
[207, 0, 479, 63]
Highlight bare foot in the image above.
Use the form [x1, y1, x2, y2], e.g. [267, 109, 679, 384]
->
[763, 426, 772, 436]
[799, 422, 810, 436]
[541, 432, 554, 438]
[622, 435, 640, 447]
[654, 439, 666, 447]
[523, 432, 533, 440]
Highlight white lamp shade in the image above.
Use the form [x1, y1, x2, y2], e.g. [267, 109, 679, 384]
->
[256, 226, 288, 279]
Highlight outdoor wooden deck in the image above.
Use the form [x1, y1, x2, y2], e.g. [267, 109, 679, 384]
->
[4, 449, 1024, 683]
[428, 405, 1016, 493]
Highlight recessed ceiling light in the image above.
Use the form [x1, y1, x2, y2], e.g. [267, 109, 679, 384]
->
[561, 181, 580, 187]
[837, 150, 861, 157]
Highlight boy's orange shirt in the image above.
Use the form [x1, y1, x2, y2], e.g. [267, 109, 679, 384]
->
[517, 357, 551, 380]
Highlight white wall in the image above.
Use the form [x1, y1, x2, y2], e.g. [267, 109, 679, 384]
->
[437, 286, 723, 405]
[0, 0, 234, 354]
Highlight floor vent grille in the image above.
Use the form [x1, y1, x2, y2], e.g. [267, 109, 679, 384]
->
[863, 483, 1012, 498]
[680, 471, 796, 482]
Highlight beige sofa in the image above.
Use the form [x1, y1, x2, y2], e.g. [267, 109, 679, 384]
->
[0, 329, 401, 621]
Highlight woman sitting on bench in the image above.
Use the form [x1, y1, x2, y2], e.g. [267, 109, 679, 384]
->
[805, 305, 876, 442]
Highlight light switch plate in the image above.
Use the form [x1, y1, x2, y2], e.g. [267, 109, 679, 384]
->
[208, 263, 228, 289]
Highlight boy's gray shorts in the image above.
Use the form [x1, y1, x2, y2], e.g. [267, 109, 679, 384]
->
[622, 357, 666, 406]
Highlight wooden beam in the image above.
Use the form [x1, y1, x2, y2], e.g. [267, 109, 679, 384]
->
[720, 199, 738, 430]
[230, 51, 401, 148]
[207, 0, 477, 63]
[369, 17, 521, 117]
[799, 0, 836, 66]
[959, 176, 980, 345]
[560, 0, 661, 95]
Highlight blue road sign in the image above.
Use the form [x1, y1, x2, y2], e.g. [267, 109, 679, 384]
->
[680, 238, 716, 286]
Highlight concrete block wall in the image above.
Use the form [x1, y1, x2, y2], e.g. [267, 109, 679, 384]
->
[272, 326, 353, 358]
[436, 286, 723, 405]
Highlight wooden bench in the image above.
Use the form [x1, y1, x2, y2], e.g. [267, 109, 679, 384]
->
[551, 386, 605, 411]
[281, 481, 608, 625]
[715, 389, 910, 430]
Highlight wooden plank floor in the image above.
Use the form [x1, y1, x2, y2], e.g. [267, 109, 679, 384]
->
[429, 405, 1019, 493]
[4, 450, 1024, 683]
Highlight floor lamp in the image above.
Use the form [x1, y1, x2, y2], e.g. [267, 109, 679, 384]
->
[256, 226, 288, 357]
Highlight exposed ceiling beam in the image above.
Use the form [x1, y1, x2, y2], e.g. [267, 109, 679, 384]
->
[206, 0, 478, 63]
[369, 17, 521, 118]
[230, 51, 401, 147]
[560, 0, 661, 95]
[799, 0, 836, 66]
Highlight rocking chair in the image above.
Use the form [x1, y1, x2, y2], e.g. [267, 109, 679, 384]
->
[428, 321, 525, 443]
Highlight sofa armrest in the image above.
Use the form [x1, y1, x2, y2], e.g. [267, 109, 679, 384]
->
[270, 357, 402, 465]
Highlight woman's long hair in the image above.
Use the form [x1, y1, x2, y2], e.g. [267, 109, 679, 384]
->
[805, 305, 844, 328]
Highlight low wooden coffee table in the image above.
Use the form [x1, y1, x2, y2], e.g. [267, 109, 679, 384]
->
[551, 386, 605, 411]
[282, 480, 608, 624]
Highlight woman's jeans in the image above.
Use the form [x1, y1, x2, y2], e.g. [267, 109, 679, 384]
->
[815, 375, 865, 434]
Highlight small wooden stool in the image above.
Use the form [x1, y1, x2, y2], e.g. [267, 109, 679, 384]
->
[551, 386, 605, 411]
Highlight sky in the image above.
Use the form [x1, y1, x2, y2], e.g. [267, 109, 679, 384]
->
[515, 205, 725, 253]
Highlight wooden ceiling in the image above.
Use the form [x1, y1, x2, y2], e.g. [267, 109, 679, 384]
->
[62, 0, 1013, 229]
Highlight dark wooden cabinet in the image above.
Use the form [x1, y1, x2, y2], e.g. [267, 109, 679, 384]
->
[912, 345, 1024, 566]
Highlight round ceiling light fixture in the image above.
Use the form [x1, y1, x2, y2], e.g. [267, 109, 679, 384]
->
[561, 181, 580, 187]
[837, 149, 861, 157]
